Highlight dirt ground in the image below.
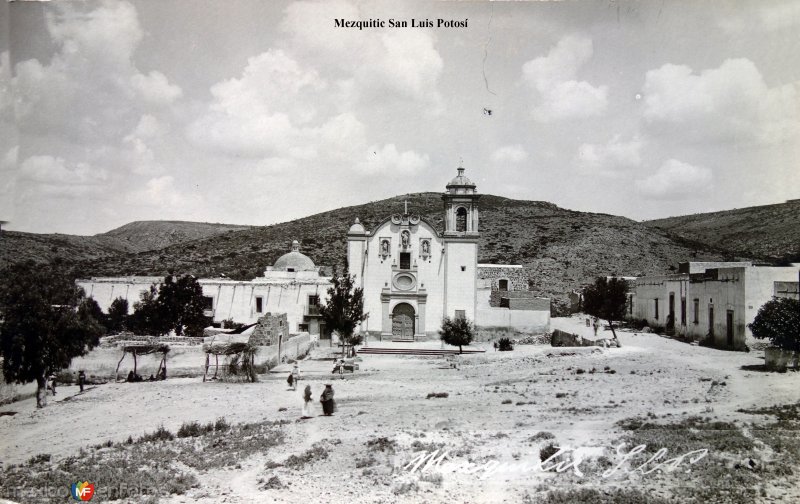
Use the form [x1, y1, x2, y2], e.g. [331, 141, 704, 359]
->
[1, 316, 799, 503]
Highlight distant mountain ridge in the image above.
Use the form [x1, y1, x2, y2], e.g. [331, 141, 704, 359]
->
[4, 194, 792, 311]
[643, 199, 800, 260]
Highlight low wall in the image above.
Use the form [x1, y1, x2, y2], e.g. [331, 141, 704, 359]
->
[475, 307, 550, 341]
[765, 347, 796, 371]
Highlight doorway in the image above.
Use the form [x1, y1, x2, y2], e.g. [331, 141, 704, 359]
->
[391, 303, 415, 340]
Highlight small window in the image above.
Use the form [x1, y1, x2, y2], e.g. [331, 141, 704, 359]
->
[309, 295, 320, 306]
[654, 298, 659, 320]
[255, 296, 263, 313]
[498, 279, 509, 291]
[461, 265, 466, 272]
[629, 294, 634, 315]
[400, 252, 411, 269]
[455, 310, 466, 320]
[287, 268, 295, 272]
[693, 299, 699, 324]
[202, 296, 214, 310]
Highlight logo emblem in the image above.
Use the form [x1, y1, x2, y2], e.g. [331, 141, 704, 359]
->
[71, 481, 95, 501]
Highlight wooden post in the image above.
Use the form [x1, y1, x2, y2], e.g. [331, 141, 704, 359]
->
[115, 351, 126, 382]
[213, 354, 219, 379]
[133, 350, 138, 376]
[203, 353, 209, 382]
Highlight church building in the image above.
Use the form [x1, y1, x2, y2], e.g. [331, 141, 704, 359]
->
[347, 167, 549, 340]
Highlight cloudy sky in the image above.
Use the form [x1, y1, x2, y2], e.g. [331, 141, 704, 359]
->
[1, 0, 798, 235]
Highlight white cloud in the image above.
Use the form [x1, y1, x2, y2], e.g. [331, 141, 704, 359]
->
[13, 0, 182, 141]
[124, 175, 201, 211]
[18, 155, 109, 198]
[491, 145, 529, 164]
[355, 144, 429, 176]
[522, 35, 608, 122]
[635, 159, 712, 200]
[281, 0, 442, 107]
[642, 58, 799, 144]
[575, 136, 642, 176]
[131, 71, 183, 105]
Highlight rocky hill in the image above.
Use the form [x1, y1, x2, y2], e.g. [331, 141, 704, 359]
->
[644, 199, 800, 261]
[41, 193, 733, 310]
[0, 221, 252, 269]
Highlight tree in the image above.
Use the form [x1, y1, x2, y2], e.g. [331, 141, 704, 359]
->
[106, 297, 129, 333]
[0, 263, 104, 408]
[318, 267, 367, 357]
[83, 297, 108, 335]
[748, 297, 800, 358]
[582, 276, 629, 344]
[439, 316, 474, 354]
[129, 275, 210, 337]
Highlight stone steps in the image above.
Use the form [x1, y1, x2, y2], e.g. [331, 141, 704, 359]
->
[357, 347, 485, 356]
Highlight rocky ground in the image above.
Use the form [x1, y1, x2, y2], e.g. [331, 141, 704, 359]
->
[1, 317, 799, 503]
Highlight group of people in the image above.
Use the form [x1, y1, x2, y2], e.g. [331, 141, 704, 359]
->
[287, 363, 336, 417]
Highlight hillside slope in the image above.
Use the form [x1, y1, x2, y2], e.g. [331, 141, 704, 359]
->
[0, 221, 252, 269]
[67, 193, 730, 305]
[644, 199, 800, 260]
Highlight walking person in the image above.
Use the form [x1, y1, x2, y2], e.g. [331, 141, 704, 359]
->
[291, 363, 300, 391]
[320, 384, 336, 416]
[301, 385, 313, 419]
[78, 370, 86, 393]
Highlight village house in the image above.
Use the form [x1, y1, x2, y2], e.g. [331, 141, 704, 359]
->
[630, 261, 800, 350]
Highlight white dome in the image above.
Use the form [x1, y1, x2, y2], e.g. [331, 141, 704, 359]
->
[273, 240, 316, 271]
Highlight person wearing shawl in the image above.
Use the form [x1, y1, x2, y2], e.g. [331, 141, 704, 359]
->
[302, 385, 313, 418]
[320, 384, 336, 416]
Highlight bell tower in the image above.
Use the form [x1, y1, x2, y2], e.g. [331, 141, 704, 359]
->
[442, 166, 480, 236]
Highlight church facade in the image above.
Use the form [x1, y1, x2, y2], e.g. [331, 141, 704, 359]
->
[347, 167, 549, 340]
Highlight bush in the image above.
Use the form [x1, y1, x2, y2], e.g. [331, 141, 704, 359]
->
[497, 337, 514, 351]
[426, 392, 449, 399]
[539, 442, 560, 462]
[138, 425, 174, 443]
[748, 297, 800, 353]
[439, 316, 474, 353]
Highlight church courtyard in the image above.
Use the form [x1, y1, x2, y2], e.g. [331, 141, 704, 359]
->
[1, 318, 799, 503]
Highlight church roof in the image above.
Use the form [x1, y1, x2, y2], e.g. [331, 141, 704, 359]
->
[273, 240, 316, 271]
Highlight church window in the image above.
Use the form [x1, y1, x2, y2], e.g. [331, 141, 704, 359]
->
[455, 207, 467, 232]
[309, 295, 319, 306]
[498, 279, 509, 291]
[400, 252, 411, 269]
[255, 296, 263, 313]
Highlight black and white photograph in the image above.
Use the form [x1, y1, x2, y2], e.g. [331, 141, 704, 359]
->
[0, 0, 799, 502]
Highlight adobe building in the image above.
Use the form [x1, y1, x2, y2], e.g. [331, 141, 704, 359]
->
[77, 240, 332, 340]
[631, 261, 800, 350]
[347, 167, 550, 341]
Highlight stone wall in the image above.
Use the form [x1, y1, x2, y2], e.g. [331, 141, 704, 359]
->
[477, 265, 528, 291]
[249, 313, 289, 346]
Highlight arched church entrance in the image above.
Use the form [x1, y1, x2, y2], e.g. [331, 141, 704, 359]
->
[392, 303, 415, 340]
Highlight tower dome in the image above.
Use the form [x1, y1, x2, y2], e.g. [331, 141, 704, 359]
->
[273, 240, 316, 271]
[446, 166, 476, 194]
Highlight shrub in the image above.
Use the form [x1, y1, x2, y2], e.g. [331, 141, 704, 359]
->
[214, 417, 230, 432]
[498, 337, 514, 351]
[177, 421, 204, 438]
[530, 431, 556, 442]
[366, 437, 397, 453]
[539, 442, 560, 462]
[439, 316, 474, 353]
[284, 443, 329, 469]
[138, 425, 174, 443]
[426, 392, 449, 399]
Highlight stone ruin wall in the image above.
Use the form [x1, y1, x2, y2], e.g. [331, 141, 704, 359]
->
[248, 313, 289, 346]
